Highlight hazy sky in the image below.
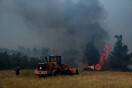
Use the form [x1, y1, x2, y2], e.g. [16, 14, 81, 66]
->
[0, 0, 132, 52]
[99, 0, 132, 51]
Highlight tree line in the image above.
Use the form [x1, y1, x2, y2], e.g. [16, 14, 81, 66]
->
[0, 52, 45, 70]
[0, 47, 51, 58]
[0, 35, 132, 71]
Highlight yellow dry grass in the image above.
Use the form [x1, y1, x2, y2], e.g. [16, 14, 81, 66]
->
[0, 70, 132, 88]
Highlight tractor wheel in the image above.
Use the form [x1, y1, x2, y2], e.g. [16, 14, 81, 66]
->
[52, 69, 60, 76]
[66, 69, 73, 75]
[75, 69, 79, 75]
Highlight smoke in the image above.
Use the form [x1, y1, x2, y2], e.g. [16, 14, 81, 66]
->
[99, 0, 132, 52]
[0, 0, 108, 65]
[127, 64, 132, 70]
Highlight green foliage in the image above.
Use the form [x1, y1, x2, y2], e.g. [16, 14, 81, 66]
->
[84, 42, 100, 66]
[109, 35, 130, 71]
[0, 52, 45, 70]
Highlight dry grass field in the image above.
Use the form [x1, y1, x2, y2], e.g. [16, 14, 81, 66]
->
[0, 70, 132, 88]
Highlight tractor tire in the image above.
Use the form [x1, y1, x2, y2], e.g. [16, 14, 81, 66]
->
[52, 69, 60, 76]
[66, 69, 73, 75]
[75, 69, 79, 75]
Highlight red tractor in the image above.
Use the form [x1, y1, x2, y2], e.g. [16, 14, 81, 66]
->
[34, 55, 79, 77]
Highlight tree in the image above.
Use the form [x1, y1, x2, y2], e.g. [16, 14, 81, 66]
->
[109, 35, 130, 71]
[84, 42, 100, 66]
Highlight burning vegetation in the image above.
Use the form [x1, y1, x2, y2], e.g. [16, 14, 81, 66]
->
[84, 43, 110, 71]
[83, 35, 132, 71]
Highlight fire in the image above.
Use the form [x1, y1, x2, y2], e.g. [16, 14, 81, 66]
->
[84, 43, 111, 71]
[88, 65, 95, 70]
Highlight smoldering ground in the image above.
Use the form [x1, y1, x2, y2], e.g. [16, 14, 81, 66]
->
[0, 0, 108, 65]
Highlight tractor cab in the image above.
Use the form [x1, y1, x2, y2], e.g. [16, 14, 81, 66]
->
[48, 55, 61, 65]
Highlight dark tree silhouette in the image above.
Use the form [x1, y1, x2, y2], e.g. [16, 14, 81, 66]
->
[84, 42, 100, 67]
[0, 52, 44, 70]
[109, 35, 130, 71]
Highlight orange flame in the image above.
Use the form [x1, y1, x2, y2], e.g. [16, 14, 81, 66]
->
[88, 65, 95, 70]
[84, 43, 111, 71]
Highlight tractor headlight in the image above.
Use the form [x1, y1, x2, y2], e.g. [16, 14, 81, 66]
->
[39, 67, 42, 69]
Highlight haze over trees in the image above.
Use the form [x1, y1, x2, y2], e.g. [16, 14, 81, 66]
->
[0, 47, 50, 70]
[0, 46, 51, 57]
[0, 52, 46, 70]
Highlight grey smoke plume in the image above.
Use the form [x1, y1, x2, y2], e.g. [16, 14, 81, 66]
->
[0, 0, 107, 64]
